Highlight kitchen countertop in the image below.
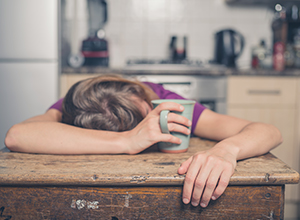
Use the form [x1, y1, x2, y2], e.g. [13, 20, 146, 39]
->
[62, 66, 300, 76]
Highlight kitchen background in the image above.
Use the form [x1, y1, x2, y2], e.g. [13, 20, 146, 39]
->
[1, 0, 300, 219]
[61, 0, 274, 69]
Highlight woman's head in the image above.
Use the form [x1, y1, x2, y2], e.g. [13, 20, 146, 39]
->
[62, 75, 152, 131]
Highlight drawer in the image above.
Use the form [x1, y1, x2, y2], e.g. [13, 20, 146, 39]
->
[227, 76, 298, 106]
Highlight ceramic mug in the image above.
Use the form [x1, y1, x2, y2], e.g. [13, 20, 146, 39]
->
[151, 99, 195, 153]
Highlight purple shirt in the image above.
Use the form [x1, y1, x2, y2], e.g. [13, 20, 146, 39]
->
[49, 97, 64, 112]
[49, 82, 206, 133]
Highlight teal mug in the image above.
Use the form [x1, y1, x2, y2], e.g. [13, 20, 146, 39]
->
[151, 99, 195, 153]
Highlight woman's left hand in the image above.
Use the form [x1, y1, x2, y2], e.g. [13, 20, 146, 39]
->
[177, 108, 282, 208]
[177, 143, 238, 208]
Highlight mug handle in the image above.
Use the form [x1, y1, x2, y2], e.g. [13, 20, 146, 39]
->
[159, 110, 170, 134]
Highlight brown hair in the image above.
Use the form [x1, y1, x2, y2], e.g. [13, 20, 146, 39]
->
[62, 75, 153, 131]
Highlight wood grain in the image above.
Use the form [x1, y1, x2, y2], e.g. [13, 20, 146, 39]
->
[0, 137, 297, 219]
[0, 185, 283, 219]
[0, 138, 299, 186]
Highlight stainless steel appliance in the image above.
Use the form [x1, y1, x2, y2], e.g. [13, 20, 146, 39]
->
[125, 58, 227, 114]
[127, 75, 227, 114]
[0, 0, 59, 149]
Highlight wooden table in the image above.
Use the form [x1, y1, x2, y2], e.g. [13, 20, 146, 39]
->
[0, 138, 299, 220]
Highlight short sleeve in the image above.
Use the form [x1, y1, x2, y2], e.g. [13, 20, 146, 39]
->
[48, 98, 64, 112]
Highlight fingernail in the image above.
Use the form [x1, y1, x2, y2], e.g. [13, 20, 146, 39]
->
[188, 120, 192, 126]
[180, 106, 184, 111]
[183, 198, 189, 204]
[200, 203, 207, 208]
[211, 196, 216, 200]
[191, 202, 198, 206]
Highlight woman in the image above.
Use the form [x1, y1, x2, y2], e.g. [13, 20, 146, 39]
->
[5, 74, 282, 208]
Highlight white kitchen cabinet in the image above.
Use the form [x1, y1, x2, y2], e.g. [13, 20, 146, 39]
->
[227, 76, 300, 218]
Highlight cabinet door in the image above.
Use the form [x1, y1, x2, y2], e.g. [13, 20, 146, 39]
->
[227, 107, 298, 201]
[227, 76, 297, 106]
[60, 74, 96, 97]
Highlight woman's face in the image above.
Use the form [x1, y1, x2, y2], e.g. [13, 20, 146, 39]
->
[131, 96, 152, 117]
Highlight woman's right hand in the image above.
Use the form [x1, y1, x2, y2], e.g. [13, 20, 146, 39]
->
[5, 103, 190, 155]
[124, 102, 192, 154]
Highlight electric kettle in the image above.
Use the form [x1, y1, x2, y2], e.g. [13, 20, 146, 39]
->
[213, 29, 245, 68]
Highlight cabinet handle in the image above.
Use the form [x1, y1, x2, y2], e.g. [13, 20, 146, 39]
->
[247, 90, 281, 95]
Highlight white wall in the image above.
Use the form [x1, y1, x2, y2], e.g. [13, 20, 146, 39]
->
[105, 0, 274, 68]
[62, 0, 274, 69]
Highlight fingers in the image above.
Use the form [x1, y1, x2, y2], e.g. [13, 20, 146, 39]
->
[168, 112, 192, 128]
[150, 102, 192, 128]
[181, 153, 234, 208]
[158, 133, 182, 145]
[185, 156, 215, 207]
[195, 165, 223, 207]
[178, 156, 193, 175]
[181, 155, 203, 205]
[167, 122, 191, 135]
[152, 102, 184, 114]
[212, 168, 232, 200]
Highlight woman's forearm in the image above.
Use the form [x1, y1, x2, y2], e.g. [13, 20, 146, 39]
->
[5, 102, 191, 155]
[214, 122, 283, 160]
[5, 121, 128, 154]
[194, 110, 282, 160]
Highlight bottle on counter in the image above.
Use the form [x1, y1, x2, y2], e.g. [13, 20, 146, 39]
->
[271, 4, 287, 71]
[284, 43, 295, 68]
[273, 41, 285, 71]
[293, 28, 300, 68]
[251, 39, 272, 69]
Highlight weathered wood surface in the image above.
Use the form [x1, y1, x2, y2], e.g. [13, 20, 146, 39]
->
[0, 185, 283, 219]
[0, 138, 299, 186]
